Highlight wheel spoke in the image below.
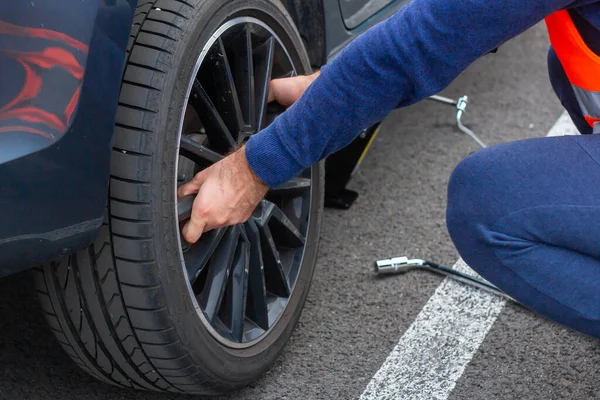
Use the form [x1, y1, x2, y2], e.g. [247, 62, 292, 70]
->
[223, 236, 250, 342]
[199, 227, 240, 323]
[227, 24, 255, 132]
[180, 135, 224, 166]
[269, 205, 305, 247]
[259, 223, 290, 297]
[269, 177, 311, 197]
[198, 39, 244, 141]
[253, 37, 275, 130]
[254, 201, 294, 297]
[255, 200, 305, 248]
[185, 227, 227, 283]
[177, 195, 195, 222]
[270, 41, 296, 80]
[189, 80, 236, 149]
[245, 221, 269, 330]
[216, 38, 244, 136]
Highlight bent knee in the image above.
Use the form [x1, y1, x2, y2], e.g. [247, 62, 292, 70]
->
[445, 149, 506, 258]
[446, 151, 488, 236]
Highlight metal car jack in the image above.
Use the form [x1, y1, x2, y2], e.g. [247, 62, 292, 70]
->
[428, 94, 487, 148]
[374, 256, 519, 304]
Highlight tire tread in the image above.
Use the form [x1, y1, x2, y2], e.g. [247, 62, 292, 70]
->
[35, 0, 208, 393]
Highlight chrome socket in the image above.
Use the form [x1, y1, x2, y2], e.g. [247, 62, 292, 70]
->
[374, 256, 426, 275]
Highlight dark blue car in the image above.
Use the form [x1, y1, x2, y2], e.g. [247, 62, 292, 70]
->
[0, 0, 406, 395]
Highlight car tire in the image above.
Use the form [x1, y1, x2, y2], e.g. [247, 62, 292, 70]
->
[33, 0, 323, 395]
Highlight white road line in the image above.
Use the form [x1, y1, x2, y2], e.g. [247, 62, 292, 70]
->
[360, 260, 505, 400]
[359, 112, 577, 400]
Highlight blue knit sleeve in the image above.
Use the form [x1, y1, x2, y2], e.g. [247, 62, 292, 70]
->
[245, 0, 574, 187]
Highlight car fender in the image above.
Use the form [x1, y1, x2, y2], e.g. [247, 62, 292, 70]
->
[0, 1, 137, 276]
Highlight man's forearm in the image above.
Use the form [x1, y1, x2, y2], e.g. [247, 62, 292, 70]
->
[246, 0, 572, 187]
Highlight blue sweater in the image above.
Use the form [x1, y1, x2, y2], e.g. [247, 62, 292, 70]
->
[245, 0, 600, 187]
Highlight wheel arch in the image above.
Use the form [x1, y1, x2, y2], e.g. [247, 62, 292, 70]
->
[281, 0, 326, 68]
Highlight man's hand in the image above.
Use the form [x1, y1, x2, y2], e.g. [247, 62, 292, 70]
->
[178, 147, 268, 243]
[178, 71, 319, 243]
[268, 70, 320, 107]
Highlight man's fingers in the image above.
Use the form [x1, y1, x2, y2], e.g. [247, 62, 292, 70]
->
[268, 78, 295, 106]
[178, 169, 209, 197]
[181, 178, 217, 243]
[178, 183, 198, 198]
[268, 74, 319, 106]
[182, 217, 206, 243]
[268, 79, 277, 103]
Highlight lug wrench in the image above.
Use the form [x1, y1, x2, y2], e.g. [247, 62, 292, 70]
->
[374, 256, 519, 304]
[428, 94, 487, 148]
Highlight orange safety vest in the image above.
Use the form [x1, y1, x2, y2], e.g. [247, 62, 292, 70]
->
[546, 10, 600, 133]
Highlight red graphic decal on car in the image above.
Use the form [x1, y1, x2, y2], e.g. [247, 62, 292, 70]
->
[0, 20, 89, 140]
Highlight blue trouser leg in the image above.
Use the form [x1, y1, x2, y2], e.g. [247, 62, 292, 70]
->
[447, 134, 600, 338]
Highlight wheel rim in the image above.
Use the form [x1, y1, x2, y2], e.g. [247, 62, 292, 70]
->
[174, 17, 313, 348]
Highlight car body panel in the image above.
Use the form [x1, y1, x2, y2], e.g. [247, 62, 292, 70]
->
[0, 1, 135, 277]
[337, 0, 395, 30]
[324, 0, 409, 61]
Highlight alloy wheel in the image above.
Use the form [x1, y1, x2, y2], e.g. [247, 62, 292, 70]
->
[174, 17, 313, 348]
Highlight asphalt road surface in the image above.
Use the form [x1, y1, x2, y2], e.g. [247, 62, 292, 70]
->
[2, 23, 600, 400]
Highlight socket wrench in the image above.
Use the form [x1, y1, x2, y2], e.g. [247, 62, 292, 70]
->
[374, 256, 518, 303]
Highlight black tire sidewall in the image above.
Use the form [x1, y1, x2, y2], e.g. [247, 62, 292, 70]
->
[145, 0, 323, 386]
